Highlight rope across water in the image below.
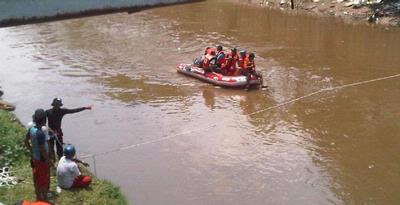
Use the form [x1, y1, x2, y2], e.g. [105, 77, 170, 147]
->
[80, 73, 400, 159]
[8, 73, 400, 178]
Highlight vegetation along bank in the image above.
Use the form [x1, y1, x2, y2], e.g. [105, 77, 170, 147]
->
[0, 110, 128, 205]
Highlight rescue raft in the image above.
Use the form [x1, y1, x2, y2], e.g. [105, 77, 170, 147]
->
[177, 63, 262, 88]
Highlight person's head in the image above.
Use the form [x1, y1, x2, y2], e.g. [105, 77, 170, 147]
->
[231, 48, 237, 54]
[216, 45, 223, 52]
[205, 47, 211, 53]
[51, 98, 63, 109]
[64, 144, 76, 159]
[33, 109, 46, 126]
[239, 50, 247, 58]
[249, 53, 255, 60]
[210, 50, 216, 56]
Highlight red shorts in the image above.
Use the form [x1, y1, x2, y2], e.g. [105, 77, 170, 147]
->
[32, 159, 50, 190]
[72, 175, 91, 188]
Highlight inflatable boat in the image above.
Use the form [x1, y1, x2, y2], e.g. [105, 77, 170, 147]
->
[176, 63, 262, 88]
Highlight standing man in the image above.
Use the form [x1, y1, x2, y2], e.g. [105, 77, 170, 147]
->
[24, 109, 51, 202]
[46, 98, 92, 160]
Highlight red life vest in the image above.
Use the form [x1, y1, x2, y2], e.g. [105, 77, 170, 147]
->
[243, 54, 256, 71]
[238, 53, 247, 68]
[224, 51, 238, 70]
[203, 54, 215, 69]
[202, 47, 217, 69]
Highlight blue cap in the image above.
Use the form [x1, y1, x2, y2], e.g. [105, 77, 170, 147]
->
[64, 144, 76, 159]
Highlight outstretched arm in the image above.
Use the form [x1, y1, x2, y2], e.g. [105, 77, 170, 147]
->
[73, 158, 89, 167]
[63, 106, 92, 114]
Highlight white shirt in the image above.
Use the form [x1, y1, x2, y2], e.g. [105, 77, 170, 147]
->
[57, 156, 81, 188]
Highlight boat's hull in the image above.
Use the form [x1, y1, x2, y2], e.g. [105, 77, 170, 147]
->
[177, 64, 261, 88]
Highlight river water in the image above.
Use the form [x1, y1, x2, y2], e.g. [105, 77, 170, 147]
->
[1, 0, 400, 204]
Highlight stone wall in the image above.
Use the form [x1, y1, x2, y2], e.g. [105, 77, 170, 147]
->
[0, 0, 191, 25]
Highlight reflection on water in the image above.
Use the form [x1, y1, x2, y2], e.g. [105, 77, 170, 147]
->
[0, 0, 400, 204]
[102, 74, 186, 104]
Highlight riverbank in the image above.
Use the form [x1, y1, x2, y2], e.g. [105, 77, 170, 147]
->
[0, 110, 127, 205]
[235, 0, 400, 26]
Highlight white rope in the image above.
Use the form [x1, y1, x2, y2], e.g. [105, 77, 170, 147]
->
[80, 73, 400, 159]
[80, 125, 216, 159]
[8, 73, 400, 181]
[249, 73, 400, 116]
[200, 73, 400, 186]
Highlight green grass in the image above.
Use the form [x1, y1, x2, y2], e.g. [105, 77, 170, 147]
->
[0, 110, 128, 205]
[0, 110, 28, 167]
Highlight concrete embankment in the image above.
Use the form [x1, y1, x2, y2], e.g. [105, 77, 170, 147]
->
[0, 0, 196, 27]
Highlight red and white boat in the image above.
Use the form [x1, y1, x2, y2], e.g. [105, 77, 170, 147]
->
[176, 63, 262, 89]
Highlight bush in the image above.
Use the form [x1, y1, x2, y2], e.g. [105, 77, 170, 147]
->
[0, 110, 29, 167]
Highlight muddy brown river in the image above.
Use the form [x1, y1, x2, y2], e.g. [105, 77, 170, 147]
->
[1, 0, 400, 204]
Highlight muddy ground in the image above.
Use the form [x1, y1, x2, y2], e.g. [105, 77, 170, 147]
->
[236, 0, 400, 26]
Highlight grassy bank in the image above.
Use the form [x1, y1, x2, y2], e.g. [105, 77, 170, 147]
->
[0, 110, 128, 205]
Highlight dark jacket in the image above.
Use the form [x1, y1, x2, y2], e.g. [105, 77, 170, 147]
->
[46, 107, 85, 135]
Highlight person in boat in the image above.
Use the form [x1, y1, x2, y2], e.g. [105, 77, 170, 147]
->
[57, 144, 91, 189]
[240, 52, 263, 88]
[194, 47, 211, 67]
[213, 45, 226, 73]
[223, 48, 239, 76]
[202, 48, 217, 73]
[24, 109, 51, 202]
[216, 45, 224, 58]
[46, 98, 92, 161]
[238, 50, 247, 70]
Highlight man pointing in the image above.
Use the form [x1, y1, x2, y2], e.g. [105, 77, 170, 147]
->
[46, 98, 92, 160]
